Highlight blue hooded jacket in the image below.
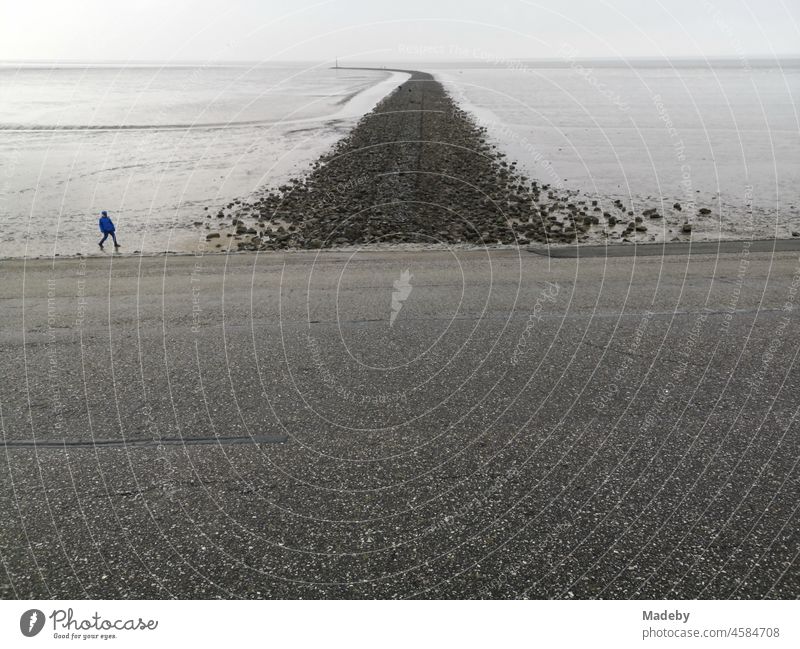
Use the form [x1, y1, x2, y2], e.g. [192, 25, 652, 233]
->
[99, 215, 115, 233]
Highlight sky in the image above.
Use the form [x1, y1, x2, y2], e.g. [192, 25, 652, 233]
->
[1, 0, 798, 63]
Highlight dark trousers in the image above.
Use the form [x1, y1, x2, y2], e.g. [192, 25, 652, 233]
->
[99, 232, 119, 246]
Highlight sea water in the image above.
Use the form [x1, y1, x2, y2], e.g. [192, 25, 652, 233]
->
[433, 61, 800, 242]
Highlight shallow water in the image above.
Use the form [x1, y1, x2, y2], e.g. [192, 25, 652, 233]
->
[0, 63, 405, 258]
[434, 63, 800, 242]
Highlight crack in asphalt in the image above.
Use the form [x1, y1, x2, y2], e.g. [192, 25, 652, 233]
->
[1, 434, 288, 449]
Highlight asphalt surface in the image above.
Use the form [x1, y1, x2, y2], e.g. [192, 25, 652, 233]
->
[531, 238, 800, 258]
[0, 246, 798, 599]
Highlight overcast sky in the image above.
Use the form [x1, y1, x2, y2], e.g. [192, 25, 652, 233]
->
[1, 0, 797, 63]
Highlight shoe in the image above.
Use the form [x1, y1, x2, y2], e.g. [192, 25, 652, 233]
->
[114, 244, 121, 249]
[99, 243, 104, 249]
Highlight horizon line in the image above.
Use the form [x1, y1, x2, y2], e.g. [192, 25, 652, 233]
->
[2, 54, 799, 66]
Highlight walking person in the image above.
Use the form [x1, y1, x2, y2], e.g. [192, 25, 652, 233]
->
[98, 210, 121, 249]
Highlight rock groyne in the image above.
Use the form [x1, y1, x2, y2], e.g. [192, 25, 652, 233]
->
[203, 69, 596, 250]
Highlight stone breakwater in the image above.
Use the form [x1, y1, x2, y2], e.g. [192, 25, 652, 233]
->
[197, 69, 672, 251]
